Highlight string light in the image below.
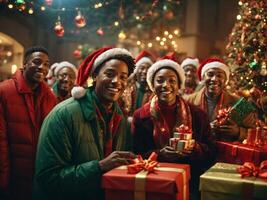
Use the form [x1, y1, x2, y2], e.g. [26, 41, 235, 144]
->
[8, 4, 13, 9]
[114, 21, 119, 26]
[147, 43, 153, 48]
[236, 15, 242, 20]
[28, 8, 33, 14]
[40, 6, 46, 11]
[156, 36, 160, 41]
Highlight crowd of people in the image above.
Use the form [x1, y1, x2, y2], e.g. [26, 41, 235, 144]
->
[0, 45, 264, 200]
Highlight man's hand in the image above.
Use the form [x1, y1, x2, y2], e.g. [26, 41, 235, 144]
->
[216, 119, 240, 138]
[99, 151, 136, 173]
[159, 146, 191, 162]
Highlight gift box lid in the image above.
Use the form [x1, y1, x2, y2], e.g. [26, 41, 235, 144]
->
[200, 163, 267, 198]
[102, 163, 190, 194]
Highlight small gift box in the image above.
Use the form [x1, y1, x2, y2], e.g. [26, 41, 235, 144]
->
[170, 125, 195, 151]
[200, 162, 267, 200]
[102, 153, 190, 200]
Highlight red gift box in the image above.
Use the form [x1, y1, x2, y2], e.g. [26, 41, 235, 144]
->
[102, 163, 190, 200]
[216, 141, 267, 165]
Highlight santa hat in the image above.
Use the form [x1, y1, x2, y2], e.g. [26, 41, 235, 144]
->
[46, 62, 58, 79]
[54, 61, 77, 77]
[162, 52, 180, 64]
[134, 50, 154, 73]
[71, 46, 134, 99]
[181, 57, 199, 68]
[198, 58, 230, 82]
[146, 59, 185, 92]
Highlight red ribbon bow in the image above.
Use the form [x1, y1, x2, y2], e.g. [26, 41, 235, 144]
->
[127, 152, 158, 174]
[237, 160, 267, 179]
[176, 124, 192, 134]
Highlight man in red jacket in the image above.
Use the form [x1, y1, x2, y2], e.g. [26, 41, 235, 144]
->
[0, 46, 57, 200]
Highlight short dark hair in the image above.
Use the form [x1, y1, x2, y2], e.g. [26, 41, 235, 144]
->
[23, 46, 49, 63]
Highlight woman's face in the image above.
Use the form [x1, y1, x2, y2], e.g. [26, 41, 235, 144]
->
[153, 68, 179, 106]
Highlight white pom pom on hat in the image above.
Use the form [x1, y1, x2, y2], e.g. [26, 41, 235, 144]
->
[71, 46, 133, 99]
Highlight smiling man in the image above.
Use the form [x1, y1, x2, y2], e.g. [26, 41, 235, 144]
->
[0, 46, 57, 200]
[51, 61, 77, 103]
[184, 58, 254, 141]
[34, 47, 136, 200]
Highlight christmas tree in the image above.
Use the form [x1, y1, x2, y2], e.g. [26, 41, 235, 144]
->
[225, 0, 267, 95]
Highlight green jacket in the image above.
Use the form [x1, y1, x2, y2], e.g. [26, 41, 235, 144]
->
[34, 88, 130, 200]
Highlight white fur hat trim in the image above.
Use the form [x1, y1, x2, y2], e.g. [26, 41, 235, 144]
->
[147, 59, 185, 92]
[134, 57, 153, 74]
[46, 62, 59, 79]
[181, 58, 199, 68]
[92, 48, 132, 74]
[201, 61, 230, 81]
[71, 86, 87, 99]
[54, 61, 78, 77]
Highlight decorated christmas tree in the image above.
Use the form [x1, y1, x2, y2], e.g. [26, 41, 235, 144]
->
[225, 0, 267, 95]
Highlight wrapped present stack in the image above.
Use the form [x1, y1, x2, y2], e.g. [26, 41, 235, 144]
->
[211, 97, 256, 128]
[169, 124, 195, 151]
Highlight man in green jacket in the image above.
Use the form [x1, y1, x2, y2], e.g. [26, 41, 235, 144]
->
[34, 47, 136, 200]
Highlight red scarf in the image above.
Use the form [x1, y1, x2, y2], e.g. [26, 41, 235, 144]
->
[150, 96, 192, 148]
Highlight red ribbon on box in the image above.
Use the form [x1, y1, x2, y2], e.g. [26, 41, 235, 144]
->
[176, 124, 192, 134]
[127, 152, 158, 174]
[237, 160, 267, 179]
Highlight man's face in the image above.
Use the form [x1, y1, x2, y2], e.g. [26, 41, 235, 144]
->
[204, 68, 227, 97]
[23, 52, 50, 84]
[57, 67, 76, 93]
[153, 68, 179, 106]
[136, 62, 151, 84]
[183, 65, 197, 84]
[94, 59, 129, 105]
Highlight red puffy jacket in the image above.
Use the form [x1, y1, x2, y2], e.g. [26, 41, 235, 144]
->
[0, 70, 57, 200]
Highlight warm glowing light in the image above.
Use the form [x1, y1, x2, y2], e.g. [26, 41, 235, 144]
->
[236, 15, 241, 20]
[8, 4, 13, 9]
[148, 43, 153, 48]
[174, 29, 179, 35]
[6, 51, 12, 57]
[118, 31, 126, 40]
[137, 41, 141, 45]
[28, 8, 34, 14]
[11, 64, 17, 74]
[164, 31, 169, 35]
[238, 1, 243, 6]
[162, 37, 166, 42]
[40, 6, 46, 11]
[160, 41, 164, 46]
[168, 34, 173, 39]
[171, 41, 176, 45]
[156, 36, 160, 41]
[135, 16, 140, 20]
[114, 21, 119, 26]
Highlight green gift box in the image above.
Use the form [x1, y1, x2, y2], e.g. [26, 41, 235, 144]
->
[229, 97, 256, 126]
[199, 162, 267, 200]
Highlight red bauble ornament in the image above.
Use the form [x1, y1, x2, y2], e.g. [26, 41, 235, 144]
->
[54, 22, 64, 37]
[75, 11, 86, 28]
[164, 10, 174, 20]
[96, 28, 104, 36]
[45, 0, 53, 6]
[73, 49, 81, 59]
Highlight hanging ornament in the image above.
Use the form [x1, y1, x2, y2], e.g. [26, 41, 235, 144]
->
[249, 60, 260, 71]
[75, 11, 86, 28]
[96, 28, 104, 36]
[54, 17, 64, 37]
[45, 0, 53, 6]
[73, 49, 82, 59]
[164, 10, 174, 20]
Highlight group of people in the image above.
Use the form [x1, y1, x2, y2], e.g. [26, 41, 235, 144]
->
[0, 45, 261, 200]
